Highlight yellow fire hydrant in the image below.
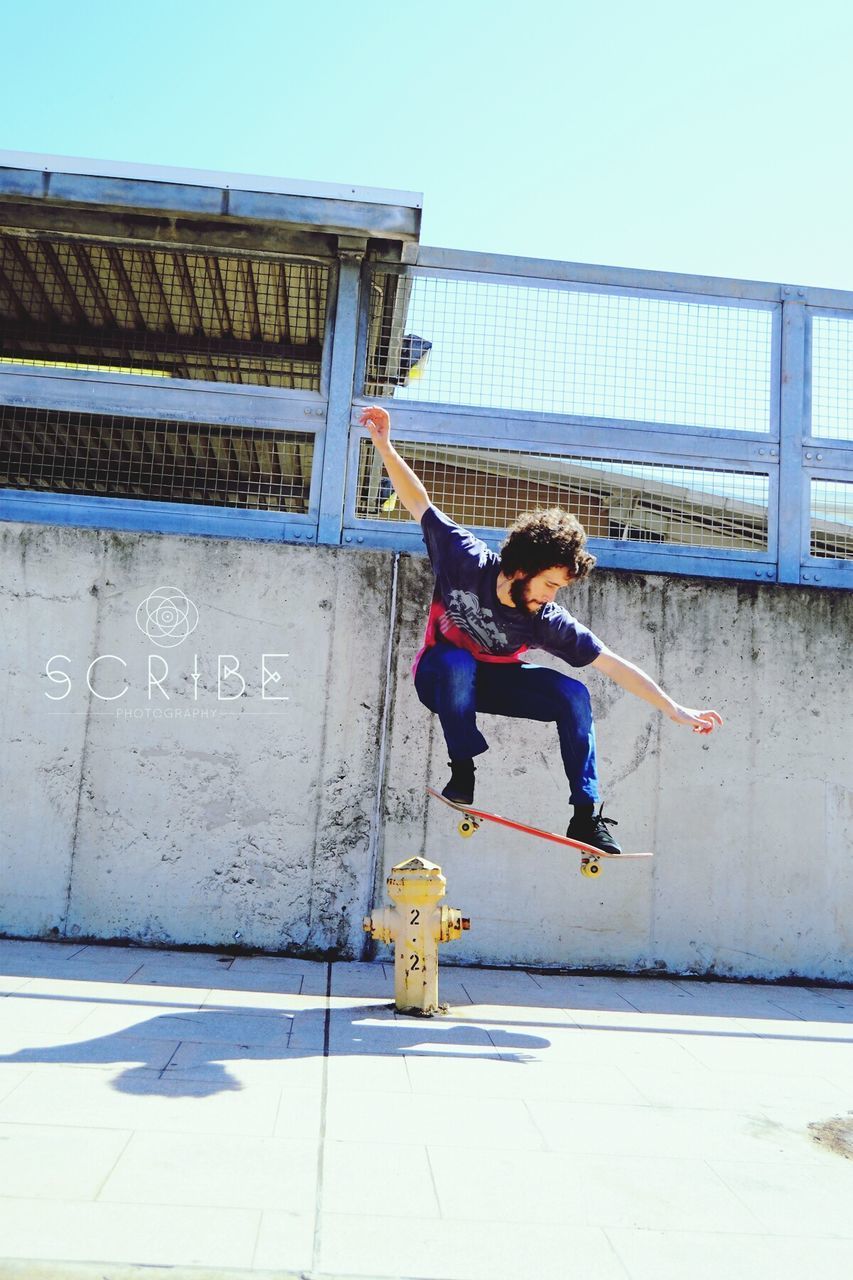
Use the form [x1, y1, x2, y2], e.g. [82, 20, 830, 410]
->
[363, 856, 471, 1016]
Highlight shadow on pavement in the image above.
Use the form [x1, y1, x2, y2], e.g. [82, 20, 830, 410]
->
[0, 998, 550, 1096]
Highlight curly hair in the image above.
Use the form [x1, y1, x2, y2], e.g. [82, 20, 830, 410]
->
[499, 508, 596, 581]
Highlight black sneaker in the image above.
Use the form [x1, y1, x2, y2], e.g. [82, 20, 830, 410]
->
[567, 804, 622, 854]
[441, 759, 475, 806]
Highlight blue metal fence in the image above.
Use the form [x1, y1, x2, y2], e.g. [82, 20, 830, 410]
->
[2, 244, 852, 589]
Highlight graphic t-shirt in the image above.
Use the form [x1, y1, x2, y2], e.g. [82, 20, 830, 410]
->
[413, 505, 604, 676]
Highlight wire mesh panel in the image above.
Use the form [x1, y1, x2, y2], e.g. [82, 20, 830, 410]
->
[367, 271, 773, 431]
[0, 231, 329, 389]
[810, 479, 853, 558]
[810, 316, 853, 441]
[355, 438, 769, 551]
[0, 404, 314, 512]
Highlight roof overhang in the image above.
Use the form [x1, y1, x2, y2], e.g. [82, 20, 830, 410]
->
[0, 150, 423, 261]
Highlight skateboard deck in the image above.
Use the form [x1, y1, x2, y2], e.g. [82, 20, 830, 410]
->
[427, 787, 653, 877]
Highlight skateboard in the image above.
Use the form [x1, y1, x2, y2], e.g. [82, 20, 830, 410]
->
[427, 787, 653, 878]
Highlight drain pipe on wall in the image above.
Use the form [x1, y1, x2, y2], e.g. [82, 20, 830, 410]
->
[362, 550, 400, 959]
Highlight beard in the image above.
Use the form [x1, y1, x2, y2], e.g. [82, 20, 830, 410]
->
[509, 575, 541, 616]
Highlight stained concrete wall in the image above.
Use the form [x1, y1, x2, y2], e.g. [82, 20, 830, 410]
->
[384, 557, 853, 981]
[0, 521, 392, 958]
[2, 519, 852, 980]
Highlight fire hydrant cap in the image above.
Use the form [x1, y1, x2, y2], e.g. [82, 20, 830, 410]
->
[392, 857, 442, 874]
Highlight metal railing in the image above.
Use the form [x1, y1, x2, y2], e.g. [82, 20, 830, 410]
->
[1, 236, 851, 588]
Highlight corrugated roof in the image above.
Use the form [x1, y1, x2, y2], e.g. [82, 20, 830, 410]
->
[0, 230, 329, 388]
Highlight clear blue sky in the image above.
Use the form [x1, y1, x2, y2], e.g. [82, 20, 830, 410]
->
[3, 0, 853, 291]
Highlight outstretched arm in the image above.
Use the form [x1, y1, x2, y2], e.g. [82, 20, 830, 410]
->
[591, 648, 723, 735]
[359, 406, 431, 521]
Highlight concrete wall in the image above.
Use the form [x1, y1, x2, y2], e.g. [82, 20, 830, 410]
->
[0, 521, 392, 959]
[2, 519, 852, 980]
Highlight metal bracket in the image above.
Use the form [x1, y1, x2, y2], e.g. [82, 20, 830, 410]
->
[337, 235, 368, 262]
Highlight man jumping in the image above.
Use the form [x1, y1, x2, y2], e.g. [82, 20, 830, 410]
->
[360, 405, 723, 854]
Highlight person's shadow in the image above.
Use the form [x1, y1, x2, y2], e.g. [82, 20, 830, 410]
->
[0, 999, 551, 1097]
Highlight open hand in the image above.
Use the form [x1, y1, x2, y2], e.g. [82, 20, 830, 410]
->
[668, 706, 724, 734]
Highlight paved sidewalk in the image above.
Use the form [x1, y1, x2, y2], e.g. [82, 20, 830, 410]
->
[0, 939, 852, 1279]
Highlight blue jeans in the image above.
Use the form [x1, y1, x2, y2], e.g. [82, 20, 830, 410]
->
[414, 645, 599, 805]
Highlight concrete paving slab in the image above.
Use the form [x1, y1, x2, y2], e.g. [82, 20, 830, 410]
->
[670, 1029, 853, 1077]
[122, 972, 228, 991]
[324, 1088, 545, 1151]
[118, 979, 217, 1003]
[0, 940, 851, 1280]
[0, 993, 105, 1041]
[98, 1131, 319, 1212]
[426, 1145, 764, 1232]
[0, 1265, 310, 1280]
[744, 1011, 853, 1038]
[324, 1051, 412, 1093]
[250, 1210, 316, 1272]
[0, 1124, 132, 1199]
[437, 999, 577, 1025]
[0, 974, 41, 994]
[64, 945, 164, 965]
[528, 971, 638, 1005]
[196, 985, 312, 1010]
[563, 1027, 718, 1071]
[567, 1004, 755, 1035]
[0, 1198, 260, 1268]
[404, 1053, 595, 1100]
[59, 960, 153, 983]
[524, 1097, 833, 1163]
[708, 1157, 853, 1237]
[607, 1228, 853, 1280]
[620, 1063, 850, 1111]
[229, 954, 326, 976]
[72, 1004, 296, 1050]
[317, 1213, 629, 1279]
[162, 1037, 326, 1089]
[118, 950, 237, 971]
[328, 1009, 538, 1061]
[6, 974, 205, 1007]
[0, 1066, 32, 1104]
[0, 1031, 181, 1073]
[329, 961, 394, 997]
[0, 1065, 284, 1136]
[321, 1139, 440, 1219]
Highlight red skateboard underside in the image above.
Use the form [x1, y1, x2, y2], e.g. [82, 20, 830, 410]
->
[427, 787, 653, 859]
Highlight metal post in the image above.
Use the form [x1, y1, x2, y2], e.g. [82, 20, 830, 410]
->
[778, 294, 808, 584]
[316, 240, 365, 545]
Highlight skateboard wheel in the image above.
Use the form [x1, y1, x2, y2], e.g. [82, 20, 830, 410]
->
[581, 860, 601, 878]
[458, 819, 476, 838]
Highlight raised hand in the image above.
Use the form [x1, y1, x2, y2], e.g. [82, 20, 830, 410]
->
[359, 405, 391, 448]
